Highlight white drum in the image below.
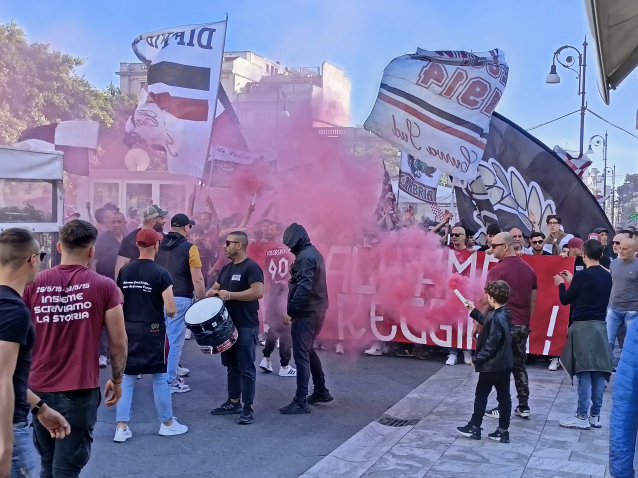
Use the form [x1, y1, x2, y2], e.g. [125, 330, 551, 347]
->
[184, 297, 237, 354]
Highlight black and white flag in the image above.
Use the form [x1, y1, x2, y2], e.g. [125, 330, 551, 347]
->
[455, 112, 612, 242]
[129, 20, 227, 178]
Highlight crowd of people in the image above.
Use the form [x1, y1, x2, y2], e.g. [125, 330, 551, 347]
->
[4, 196, 638, 477]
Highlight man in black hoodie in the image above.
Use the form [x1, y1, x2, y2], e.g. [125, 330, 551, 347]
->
[280, 223, 332, 414]
[155, 214, 206, 394]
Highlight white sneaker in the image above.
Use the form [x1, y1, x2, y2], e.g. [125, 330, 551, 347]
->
[463, 350, 473, 365]
[276, 338, 280, 349]
[589, 415, 602, 428]
[279, 365, 297, 377]
[365, 343, 383, 356]
[99, 355, 107, 369]
[184, 329, 193, 340]
[177, 365, 190, 377]
[446, 354, 457, 366]
[335, 342, 345, 354]
[159, 418, 188, 436]
[260, 357, 273, 373]
[549, 357, 559, 371]
[559, 414, 590, 429]
[136, 374, 142, 380]
[113, 427, 132, 443]
[170, 379, 191, 393]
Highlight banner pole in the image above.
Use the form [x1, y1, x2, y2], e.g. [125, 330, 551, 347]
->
[191, 14, 229, 217]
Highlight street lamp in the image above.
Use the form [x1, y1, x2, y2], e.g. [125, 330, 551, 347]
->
[275, 85, 289, 149]
[546, 37, 588, 156]
[587, 132, 608, 198]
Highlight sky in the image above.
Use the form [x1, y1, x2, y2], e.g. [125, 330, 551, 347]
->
[3, 0, 638, 184]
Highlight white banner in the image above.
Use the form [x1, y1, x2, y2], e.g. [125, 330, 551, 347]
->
[364, 48, 508, 181]
[398, 151, 441, 203]
[129, 20, 227, 178]
[211, 144, 277, 177]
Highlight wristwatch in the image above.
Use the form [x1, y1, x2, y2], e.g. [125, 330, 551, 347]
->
[31, 399, 45, 416]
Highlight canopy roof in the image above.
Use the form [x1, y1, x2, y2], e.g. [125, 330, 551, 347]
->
[0, 144, 64, 180]
[585, 0, 638, 104]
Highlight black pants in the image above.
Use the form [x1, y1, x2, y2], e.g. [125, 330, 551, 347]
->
[470, 369, 512, 430]
[221, 326, 258, 406]
[32, 388, 101, 478]
[291, 316, 327, 402]
[511, 325, 530, 407]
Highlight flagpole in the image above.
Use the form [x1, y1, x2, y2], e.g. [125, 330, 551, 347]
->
[190, 14, 229, 217]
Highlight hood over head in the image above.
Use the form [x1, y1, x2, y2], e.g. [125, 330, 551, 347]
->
[161, 231, 188, 250]
[283, 223, 311, 253]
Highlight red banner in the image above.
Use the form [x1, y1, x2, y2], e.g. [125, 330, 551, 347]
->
[278, 246, 572, 356]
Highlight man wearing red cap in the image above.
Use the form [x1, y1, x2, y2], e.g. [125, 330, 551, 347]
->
[113, 229, 187, 442]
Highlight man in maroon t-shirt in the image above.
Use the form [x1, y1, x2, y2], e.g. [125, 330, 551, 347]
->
[23, 220, 127, 478]
[480, 231, 537, 420]
[257, 223, 297, 377]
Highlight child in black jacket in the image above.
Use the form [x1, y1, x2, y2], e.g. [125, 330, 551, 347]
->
[457, 280, 514, 443]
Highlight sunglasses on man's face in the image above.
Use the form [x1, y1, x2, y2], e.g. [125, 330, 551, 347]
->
[531, 240, 544, 245]
[225, 240, 241, 247]
[450, 233, 465, 237]
[491, 243, 506, 248]
[29, 252, 46, 263]
[613, 241, 621, 245]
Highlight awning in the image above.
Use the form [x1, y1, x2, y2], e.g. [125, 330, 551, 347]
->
[585, 0, 638, 104]
[0, 144, 64, 180]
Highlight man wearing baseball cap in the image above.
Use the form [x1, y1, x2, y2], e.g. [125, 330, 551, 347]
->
[114, 228, 188, 442]
[115, 205, 168, 279]
[155, 214, 205, 393]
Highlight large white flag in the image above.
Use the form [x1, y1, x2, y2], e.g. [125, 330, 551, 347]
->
[398, 152, 441, 204]
[364, 49, 508, 181]
[129, 20, 227, 177]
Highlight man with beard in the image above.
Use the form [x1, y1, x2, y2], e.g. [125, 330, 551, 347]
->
[93, 211, 127, 368]
[208, 231, 264, 425]
[114, 205, 168, 279]
[481, 232, 537, 419]
[529, 232, 552, 256]
[279, 224, 331, 414]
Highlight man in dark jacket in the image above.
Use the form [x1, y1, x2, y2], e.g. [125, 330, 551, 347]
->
[457, 280, 513, 443]
[279, 223, 331, 414]
[155, 214, 206, 393]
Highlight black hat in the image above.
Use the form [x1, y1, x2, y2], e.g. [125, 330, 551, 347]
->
[593, 227, 609, 234]
[171, 213, 195, 228]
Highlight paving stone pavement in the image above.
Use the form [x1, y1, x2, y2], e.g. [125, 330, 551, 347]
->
[302, 363, 620, 478]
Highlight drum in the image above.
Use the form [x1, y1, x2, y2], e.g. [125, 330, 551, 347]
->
[184, 297, 237, 355]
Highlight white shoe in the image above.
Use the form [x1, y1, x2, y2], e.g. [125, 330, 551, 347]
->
[99, 355, 107, 369]
[276, 338, 280, 349]
[446, 354, 457, 366]
[170, 379, 190, 393]
[177, 365, 190, 377]
[185, 329, 193, 340]
[260, 358, 273, 373]
[113, 427, 132, 443]
[548, 358, 559, 371]
[159, 418, 188, 436]
[136, 374, 142, 380]
[365, 343, 383, 356]
[589, 415, 602, 428]
[335, 342, 345, 354]
[463, 350, 473, 365]
[559, 414, 590, 429]
[279, 365, 297, 377]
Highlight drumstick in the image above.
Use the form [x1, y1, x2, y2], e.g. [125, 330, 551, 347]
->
[251, 194, 256, 206]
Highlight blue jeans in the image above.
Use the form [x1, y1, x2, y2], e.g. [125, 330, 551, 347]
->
[220, 326, 258, 406]
[606, 308, 638, 354]
[11, 423, 36, 478]
[165, 297, 192, 384]
[116, 374, 173, 424]
[577, 371, 606, 418]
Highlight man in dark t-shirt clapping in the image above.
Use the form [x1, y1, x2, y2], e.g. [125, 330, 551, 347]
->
[207, 231, 264, 425]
